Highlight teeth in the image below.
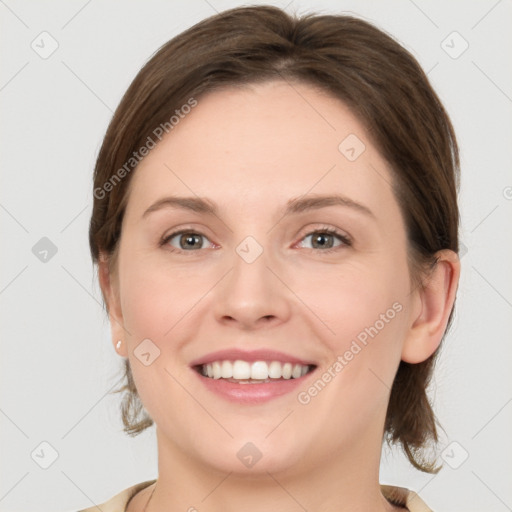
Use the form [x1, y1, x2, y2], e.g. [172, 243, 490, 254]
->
[201, 360, 311, 381]
[232, 360, 250, 379]
[282, 362, 292, 379]
[221, 360, 233, 378]
[268, 361, 282, 378]
[251, 361, 268, 380]
[292, 364, 302, 379]
[212, 361, 222, 379]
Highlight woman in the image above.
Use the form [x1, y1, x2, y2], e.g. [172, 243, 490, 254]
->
[83, 5, 460, 511]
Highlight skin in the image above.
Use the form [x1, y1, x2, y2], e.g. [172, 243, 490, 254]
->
[99, 80, 460, 512]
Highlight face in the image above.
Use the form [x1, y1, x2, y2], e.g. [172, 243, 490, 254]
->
[106, 80, 419, 477]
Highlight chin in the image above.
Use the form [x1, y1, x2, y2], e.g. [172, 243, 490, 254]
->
[193, 434, 309, 477]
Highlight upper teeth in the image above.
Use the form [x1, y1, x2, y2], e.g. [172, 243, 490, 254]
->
[201, 360, 310, 380]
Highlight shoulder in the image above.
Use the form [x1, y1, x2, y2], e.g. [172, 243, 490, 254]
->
[76, 480, 156, 512]
[380, 484, 433, 512]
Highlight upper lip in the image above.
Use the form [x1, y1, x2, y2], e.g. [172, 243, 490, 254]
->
[189, 348, 316, 367]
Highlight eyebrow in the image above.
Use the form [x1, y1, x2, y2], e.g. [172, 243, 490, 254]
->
[142, 194, 375, 219]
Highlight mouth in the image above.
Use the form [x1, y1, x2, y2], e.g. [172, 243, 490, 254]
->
[193, 359, 316, 384]
[189, 348, 318, 403]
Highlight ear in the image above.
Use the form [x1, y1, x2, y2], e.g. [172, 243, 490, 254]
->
[98, 252, 128, 357]
[401, 249, 461, 363]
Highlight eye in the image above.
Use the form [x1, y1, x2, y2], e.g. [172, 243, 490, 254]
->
[161, 230, 214, 252]
[296, 227, 351, 253]
[160, 226, 351, 255]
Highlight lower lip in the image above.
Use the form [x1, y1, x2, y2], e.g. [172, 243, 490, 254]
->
[193, 369, 314, 404]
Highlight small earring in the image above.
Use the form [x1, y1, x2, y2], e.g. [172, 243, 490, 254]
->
[116, 340, 122, 350]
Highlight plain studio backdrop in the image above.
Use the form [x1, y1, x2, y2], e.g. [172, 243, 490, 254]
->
[1, 1, 511, 511]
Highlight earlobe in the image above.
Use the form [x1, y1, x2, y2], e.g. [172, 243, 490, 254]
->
[401, 250, 461, 364]
[98, 252, 128, 357]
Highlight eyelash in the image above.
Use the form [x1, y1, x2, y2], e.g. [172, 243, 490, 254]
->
[160, 225, 352, 255]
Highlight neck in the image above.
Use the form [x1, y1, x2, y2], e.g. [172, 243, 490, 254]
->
[139, 428, 401, 512]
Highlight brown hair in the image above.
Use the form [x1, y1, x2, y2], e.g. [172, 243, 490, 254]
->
[89, 5, 459, 473]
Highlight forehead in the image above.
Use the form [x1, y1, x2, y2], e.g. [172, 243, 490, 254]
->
[126, 80, 398, 221]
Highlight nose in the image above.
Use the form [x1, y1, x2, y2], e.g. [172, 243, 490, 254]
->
[212, 242, 292, 330]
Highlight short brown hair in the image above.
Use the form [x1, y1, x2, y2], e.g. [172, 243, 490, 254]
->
[89, 5, 460, 473]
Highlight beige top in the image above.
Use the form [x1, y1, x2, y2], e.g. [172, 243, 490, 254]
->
[77, 479, 433, 511]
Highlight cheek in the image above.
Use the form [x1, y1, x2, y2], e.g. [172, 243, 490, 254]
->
[117, 257, 206, 426]
[293, 264, 409, 429]
[293, 258, 409, 351]
[291, 256, 410, 420]
[119, 253, 209, 340]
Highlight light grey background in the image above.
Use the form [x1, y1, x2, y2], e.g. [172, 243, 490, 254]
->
[1, 1, 511, 511]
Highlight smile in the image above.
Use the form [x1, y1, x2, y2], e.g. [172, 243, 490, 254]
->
[190, 348, 317, 403]
[198, 360, 314, 382]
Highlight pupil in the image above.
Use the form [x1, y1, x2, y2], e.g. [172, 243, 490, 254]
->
[181, 234, 201, 249]
[314, 233, 332, 249]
